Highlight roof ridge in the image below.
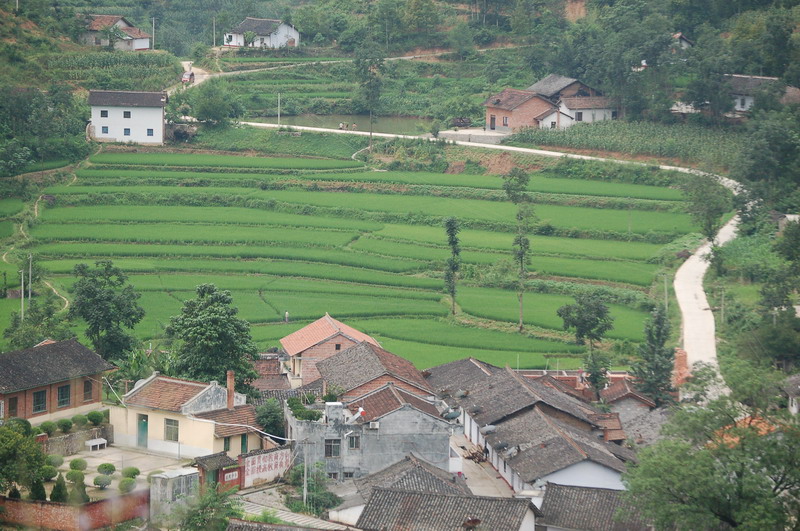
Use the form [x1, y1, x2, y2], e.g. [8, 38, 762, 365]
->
[537, 407, 587, 459]
[374, 486, 527, 503]
[507, 366, 543, 402]
[469, 357, 492, 376]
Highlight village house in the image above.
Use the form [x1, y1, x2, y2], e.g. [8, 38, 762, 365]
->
[88, 90, 167, 145]
[536, 482, 652, 531]
[280, 313, 380, 385]
[599, 379, 656, 424]
[482, 88, 561, 132]
[356, 488, 541, 531]
[224, 17, 299, 48]
[110, 370, 262, 459]
[81, 15, 151, 51]
[251, 354, 290, 392]
[726, 74, 800, 112]
[329, 454, 472, 525]
[0, 339, 112, 423]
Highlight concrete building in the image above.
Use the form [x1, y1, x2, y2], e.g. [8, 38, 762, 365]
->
[81, 14, 151, 51]
[110, 371, 262, 459]
[88, 90, 167, 145]
[224, 17, 299, 48]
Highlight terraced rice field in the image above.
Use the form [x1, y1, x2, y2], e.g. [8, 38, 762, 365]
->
[17, 146, 701, 368]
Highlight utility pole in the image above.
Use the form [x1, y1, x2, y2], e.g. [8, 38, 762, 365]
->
[302, 438, 309, 504]
[213, 17, 216, 47]
[278, 93, 281, 126]
[152, 18, 155, 49]
[19, 270, 24, 322]
[28, 253, 32, 302]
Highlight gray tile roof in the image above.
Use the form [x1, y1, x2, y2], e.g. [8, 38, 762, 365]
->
[527, 74, 579, 98]
[231, 17, 283, 36]
[424, 358, 502, 399]
[88, 90, 167, 108]
[251, 378, 323, 406]
[623, 407, 671, 447]
[316, 342, 431, 395]
[227, 518, 324, 531]
[0, 338, 114, 393]
[192, 452, 238, 470]
[538, 482, 651, 531]
[354, 454, 471, 503]
[356, 488, 540, 531]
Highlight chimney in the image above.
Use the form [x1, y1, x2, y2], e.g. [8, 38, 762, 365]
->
[227, 370, 235, 410]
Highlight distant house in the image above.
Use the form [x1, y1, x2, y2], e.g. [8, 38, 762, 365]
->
[482, 89, 560, 132]
[672, 32, 694, 51]
[536, 482, 652, 531]
[81, 14, 150, 51]
[356, 488, 542, 531]
[725, 74, 800, 112]
[526, 74, 601, 100]
[110, 370, 263, 459]
[599, 379, 655, 424]
[329, 454, 471, 526]
[280, 313, 380, 385]
[786, 374, 800, 415]
[251, 354, 290, 392]
[88, 90, 167, 145]
[0, 339, 112, 423]
[224, 17, 299, 48]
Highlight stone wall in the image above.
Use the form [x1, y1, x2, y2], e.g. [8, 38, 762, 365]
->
[43, 425, 114, 456]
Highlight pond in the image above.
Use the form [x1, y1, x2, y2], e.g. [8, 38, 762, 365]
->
[250, 114, 433, 136]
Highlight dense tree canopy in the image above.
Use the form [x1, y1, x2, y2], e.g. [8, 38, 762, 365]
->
[0, 423, 46, 492]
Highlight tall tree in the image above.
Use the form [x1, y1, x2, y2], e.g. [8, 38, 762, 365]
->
[172, 480, 244, 531]
[443, 217, 461, 316]
[631, 305, 674, 406]
[167, 284, 258, 391]
[0, 424, 46, 493]
[681, 175, 733, 242]
[557, 293, 614, 349]
[3, 294, 72, 350]
[502, 168, 533, 332]
[354, 42, 384, 148]
[69, 260, 144, 360]
[255, 398, 285, 440]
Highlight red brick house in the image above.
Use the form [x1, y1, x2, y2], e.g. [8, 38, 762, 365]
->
[280, 313, 380, 385]
[0, 339, 113, 422]
[483, 88, 558, 132]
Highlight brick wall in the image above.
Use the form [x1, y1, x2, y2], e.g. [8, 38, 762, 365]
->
[485, 97, 555, 132]
[43, 424, 114, 456]
[0, 490, 149, 531]
[298, 335, 359, 384]
[1, 374, 104, 422]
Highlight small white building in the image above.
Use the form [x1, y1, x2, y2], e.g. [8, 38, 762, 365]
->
[88, 90, 167, 145]
[82, 15, 151, 51]
[224, 17, 299, 48]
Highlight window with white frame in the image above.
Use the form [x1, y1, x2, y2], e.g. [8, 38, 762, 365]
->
[165, 419, 179, 441]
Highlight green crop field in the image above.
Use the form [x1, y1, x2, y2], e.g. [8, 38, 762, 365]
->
[0, 199, 25, 217]
[89, 152, 363, 170]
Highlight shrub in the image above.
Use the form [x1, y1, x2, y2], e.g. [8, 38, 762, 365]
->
[6, 417, 32, 435]
[8, 486, 21, 499]
[69, 480, 89, 504]
[122, 467, 140, 479]
[87, 411, 104, 426]
[50, 473, 68, 502]
[97, 463, 116, 476]
[69, 458, 87, 471]
[41, 465, 58, 481]
[146, 470, 162, 484]
[118, 478, 136, 494]
[66, 470, 84, 484]
[46, 454, 64, 467]
[57, 418, 72, 434]
[29, 479, 47, 501]
[40, 421, 57, 436]
[72, 414, 88, 428]
[93, 475, 112, 489]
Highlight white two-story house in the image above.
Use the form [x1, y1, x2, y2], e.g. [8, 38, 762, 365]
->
[88, 90, 167, 145]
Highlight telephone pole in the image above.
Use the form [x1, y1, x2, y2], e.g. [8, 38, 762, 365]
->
[152, 18, 156, 49]
[19, 270, 24, 322]
[28, 253, 32, 302]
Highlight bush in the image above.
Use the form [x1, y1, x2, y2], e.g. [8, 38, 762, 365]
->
[57, 418, 73, 434]
[72, 414, 88, 428]
[122, 467, 140, 479]
[118, 478, 136, 494]
[87, 411, 104, 426]
[69, 480, 89, 504]
[50, 473, 68, 502]
[69, 458, 87, 471]
[29, 479, 47, 501]
[8, 486, 21, 499]
[97, 463, 116, 475]
[146, 470, 163, 484]
[41, 465, 58, 481]
[40, 421, 57, 436]
[66, 470, 84, 484]
[46, 454, 64, 467]
[6, 417, 32, 435]
[93, 475, 112, 489]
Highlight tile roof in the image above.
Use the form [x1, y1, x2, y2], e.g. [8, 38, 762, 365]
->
[252, 374, 290, 392]
[599, 379, 655, 408]
[280, 314, 379, 357]
[251, 379, 323, 405]
[725, 74, 779, 95]
[120, 25, 150, 39]
[356, 488, 540, 531]
[88, 90, 167, 108]
[532, 374, 588, 401]
[538, 482, 651, 531]
[624, 407, 671, 447]
[0, 339, 113, 394]
[227, 518, 324, 531]
[194, 404, 261, 437]
[255, 357, 282, 377]
[346, 384, 441, 422]
[424, 358, 501, 398]
[561, 96, 614, 110]
[85, 14, 125, 31]
[193, 452, 238, 470]
[527, 74, 579, 98]
[354, 454, 471, 503]
[482, 88, 549, 111]
[231, 17, 283, 36]
[317, 342, 431, 395]
[123, 374, 208, 412]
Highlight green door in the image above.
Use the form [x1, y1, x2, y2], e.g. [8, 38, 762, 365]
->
[137, 414, 148, 448]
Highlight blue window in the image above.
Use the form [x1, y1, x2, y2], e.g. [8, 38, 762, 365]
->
[124, 128, 131, 136]
[57, 384, 70, 408]
[101, 126, 108, 134]
[147, 129, 154, 137]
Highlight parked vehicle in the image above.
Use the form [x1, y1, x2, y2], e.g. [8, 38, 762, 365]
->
[181, 71, 195, 84]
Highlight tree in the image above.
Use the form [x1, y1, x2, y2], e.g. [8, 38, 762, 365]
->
[404, 0, 439, 33]
[0, 424, 46, 493]
[631, 306, 674, 406]
[681, 175, 733, 242]
[624, 381, 800, 530]
[443, 217, 461, 315]
[50, 473, 68, 502]
[167, 284, 259, 391]
[4, 294, 73, 350]
[29, 478, 46, 501]
[242, 30, 256, 47]
[502, 168, 534, 332]
[353, 42, 384, 148]
[69, 260, 144, 360]
[173, 481, 244, 531]
[255, 398, 285, 440]
[100, 24, 126, 50]
[557, 293, 614, 349]
[68, 479, 89, 505]
[190, 80, 244, 125]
